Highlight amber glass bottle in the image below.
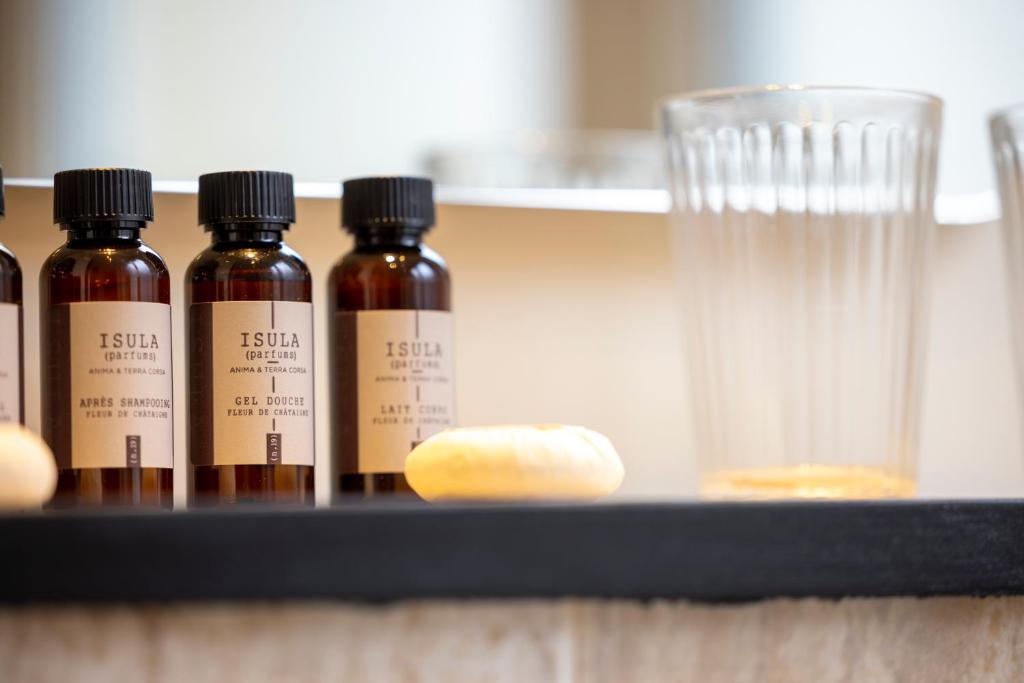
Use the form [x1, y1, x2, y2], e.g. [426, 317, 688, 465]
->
[187, 171, 314, 506]
[0, 168, 25, 425]
[41, 168, 173, 508]
[330, 176, 454, 498]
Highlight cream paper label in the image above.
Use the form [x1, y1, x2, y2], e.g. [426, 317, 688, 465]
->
[69, 301, 173, 468]
[0, 303, 20, 424]
[356, 310, 454, 473]
[209, 301, 314, 466]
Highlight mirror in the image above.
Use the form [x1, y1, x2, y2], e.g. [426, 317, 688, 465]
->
[1, 0, 1022, 206]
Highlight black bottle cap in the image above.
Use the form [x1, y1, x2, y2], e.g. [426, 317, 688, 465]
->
[53, 168, 154, 226]
[342, 176, 435, 233]
[0, 167, 5, 218]
[198, 170, 295, 229]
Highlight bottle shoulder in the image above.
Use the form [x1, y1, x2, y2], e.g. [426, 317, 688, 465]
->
[188, 241, 311, 283]
[42, 240, 169, 279]
[0, 242, 21, 304]
[330, 244, 449, 282]
[329, 243, 450, 310]
[40, 238, 170, 304]
[0, 243, 20, 273]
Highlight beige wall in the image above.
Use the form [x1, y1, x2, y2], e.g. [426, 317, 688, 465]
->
[1, 186, 1021, 502]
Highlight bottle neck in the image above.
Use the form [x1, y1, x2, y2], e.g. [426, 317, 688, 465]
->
[63, 221, 145, 243]
[208, 223, 285, 245]
[353, 226, 425, 249]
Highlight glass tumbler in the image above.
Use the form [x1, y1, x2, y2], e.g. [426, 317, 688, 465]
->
[661, 86, 942, 499]
[992, 105, 1024, 412]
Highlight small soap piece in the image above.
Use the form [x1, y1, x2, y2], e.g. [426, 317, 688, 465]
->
[0, 424, 58, 509]
[405, 424, 624, 501]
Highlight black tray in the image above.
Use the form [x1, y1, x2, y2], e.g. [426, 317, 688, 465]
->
[1, 500, 1022, 604]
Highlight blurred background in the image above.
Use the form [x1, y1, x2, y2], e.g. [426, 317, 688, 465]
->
[1, 0, 1023, 500]
[2, 0, 1024, 198]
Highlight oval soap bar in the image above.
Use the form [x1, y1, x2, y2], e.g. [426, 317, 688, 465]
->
[0, 424, 57, 509]
[405, 424, 624, 501]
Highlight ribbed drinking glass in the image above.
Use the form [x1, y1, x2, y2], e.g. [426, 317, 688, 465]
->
[661, 85, 942, 498]
[992, 105, 1024, 420]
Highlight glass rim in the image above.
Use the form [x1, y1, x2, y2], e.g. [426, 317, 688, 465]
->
[990, 101, 1024, 126]
[658, 84, 943, 114]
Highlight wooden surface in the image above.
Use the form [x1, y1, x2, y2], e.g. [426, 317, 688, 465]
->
[2, 597, 1022, 682]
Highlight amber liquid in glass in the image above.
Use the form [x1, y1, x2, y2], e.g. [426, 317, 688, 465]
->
[329, 229, 450, 498]
[0, 241, 23, 424]
[41, 225, 174, 508]
[187, 228, 314, 506]
[702, 465, 916, 499]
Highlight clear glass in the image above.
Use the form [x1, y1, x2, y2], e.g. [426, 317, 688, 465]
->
[661, 85, 942, 499]
[992, 105, 1024, 420]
